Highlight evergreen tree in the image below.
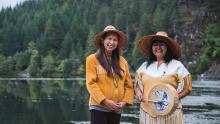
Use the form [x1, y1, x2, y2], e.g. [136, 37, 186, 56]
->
[138, 13, 152, 36]
[41, 52, 57, 77]
[43, 12, 64, 54]
[14, 51, 30, 72]
[85, 27, 96, 57]
[131, 34, 145, 70]
[57, 59, 72, 77]
[59, 32, 73, 59]
[204, 22, 220, 58]
[0, 56, 15, 76]
[0, 21, 21, 56]
[0, 0, 218, 77]
[27, 42, 41, 77]
[152, 0, 177, 31]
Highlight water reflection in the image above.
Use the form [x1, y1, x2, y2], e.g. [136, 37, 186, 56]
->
[0, 80, 90, 124]
[0, 80, 219, 124]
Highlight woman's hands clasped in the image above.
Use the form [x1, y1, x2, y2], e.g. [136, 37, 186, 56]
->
[102, 99, 127, 112]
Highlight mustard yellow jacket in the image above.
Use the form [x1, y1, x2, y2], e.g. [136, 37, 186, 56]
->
[86, 54, 134, 108]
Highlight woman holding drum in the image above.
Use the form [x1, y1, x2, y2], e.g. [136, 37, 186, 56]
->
[135, 31, 192, 124]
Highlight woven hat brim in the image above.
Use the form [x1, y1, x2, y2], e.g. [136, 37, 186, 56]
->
[93, 30, 127, 49]
[138, 35, 181, 58]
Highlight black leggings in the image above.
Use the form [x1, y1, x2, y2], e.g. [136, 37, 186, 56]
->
[90, 110, 121, 124]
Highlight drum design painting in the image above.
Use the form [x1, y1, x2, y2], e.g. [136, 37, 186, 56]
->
[153, 90, 169, 112]
[147, 83, 179, 116]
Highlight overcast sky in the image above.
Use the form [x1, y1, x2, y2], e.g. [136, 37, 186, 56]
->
[0, 0, 27, 9]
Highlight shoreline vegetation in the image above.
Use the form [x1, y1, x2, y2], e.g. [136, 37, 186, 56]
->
[0, 0, 219, 79]
[0, 74, 219, 81]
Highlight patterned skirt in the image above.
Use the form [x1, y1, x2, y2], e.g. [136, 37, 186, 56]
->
[139, 107, 183, 124]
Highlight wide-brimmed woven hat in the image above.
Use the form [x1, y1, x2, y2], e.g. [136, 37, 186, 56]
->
[93, 25, 127, 49]
[138, 31, 181, 58]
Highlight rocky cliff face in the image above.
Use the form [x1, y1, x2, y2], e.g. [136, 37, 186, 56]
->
[173, 0, 219, 78]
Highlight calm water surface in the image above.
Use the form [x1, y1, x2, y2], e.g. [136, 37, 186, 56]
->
[0, 79, 219, 124]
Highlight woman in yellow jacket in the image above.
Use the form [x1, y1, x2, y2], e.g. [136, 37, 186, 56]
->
[86, 25, 134, 124]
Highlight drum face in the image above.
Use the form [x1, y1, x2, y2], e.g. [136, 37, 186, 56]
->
[140, 74, 179, 117]
[147, 84, 178, 116]
[150, 89, 169, 112]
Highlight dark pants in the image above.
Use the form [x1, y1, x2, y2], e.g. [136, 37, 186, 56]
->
[90, 110, 121, 124]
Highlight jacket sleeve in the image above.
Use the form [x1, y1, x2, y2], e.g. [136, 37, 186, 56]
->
[86, 56, 106, 104]
[122, 61, 134, 106]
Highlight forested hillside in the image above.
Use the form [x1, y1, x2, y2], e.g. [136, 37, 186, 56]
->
[0, 0, 219, 78]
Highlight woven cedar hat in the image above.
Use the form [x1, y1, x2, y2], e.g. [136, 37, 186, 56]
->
[138, 31, 181, 58]
[93, 25, 127, 49]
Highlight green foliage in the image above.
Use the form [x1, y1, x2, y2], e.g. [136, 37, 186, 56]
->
[57, 59, 73, 77]
[196, 21, 220, 73]
[152, 0, 177, 31]
[85, 27, 96, 57]
[194, 21, 220, 74]
[0, 22, 21, 56]
[14, 51, 30, 71]
[76, 65, 85, 76]
[194, 51, 212, 74]
[69, 51, 82, 76]
[0, 56, 16, 76]
[0, 0, 219, 77]
[27, 42, 41, 76]
[28, 50, 41, 77]
[41, 53, 57, 77]
[204, 22, 220, 58]
[131, 34, 145, 70]
[138, 13, 152, 36]
[43, 13, 64, 55]
[0, 54, 5, 62]
[59, 32, 73, 58]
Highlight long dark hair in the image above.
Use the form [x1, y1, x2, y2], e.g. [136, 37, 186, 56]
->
[95, 33, 123, 78]
[147, 41, 176, 66]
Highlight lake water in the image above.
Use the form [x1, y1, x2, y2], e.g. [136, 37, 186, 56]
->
[0, 79, 219, 124]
